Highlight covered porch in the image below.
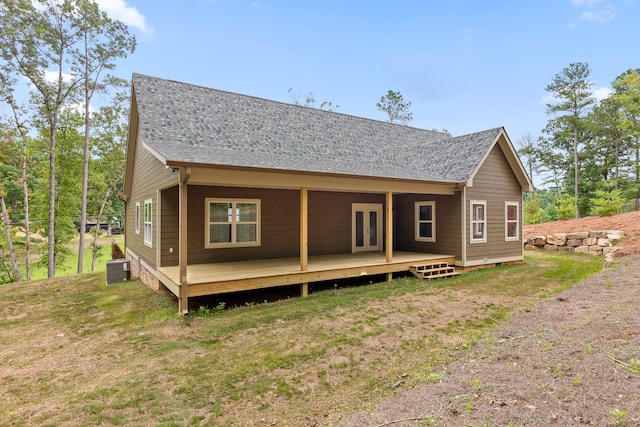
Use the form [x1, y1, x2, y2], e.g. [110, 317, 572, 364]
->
[157, 251, 455, 301]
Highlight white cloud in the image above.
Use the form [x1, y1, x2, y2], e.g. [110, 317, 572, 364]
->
[570, 0, 606, 6]
[95, 0, 152, 34]
[44, 70, 75, 83]
[593, 86, 613, 100]
[569, 0, 617, 27]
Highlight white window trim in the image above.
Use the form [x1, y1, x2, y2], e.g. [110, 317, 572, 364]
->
[415, 201, 436, 243]
[505, 201, 519, 241]
[143, 199, 152, 247]
[205, 198, 261, 249]
[135, 202, 140, 235]
[470, 200, 487, 244]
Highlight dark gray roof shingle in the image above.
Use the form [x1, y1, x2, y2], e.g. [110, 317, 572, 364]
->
[132, 73, 503, 183]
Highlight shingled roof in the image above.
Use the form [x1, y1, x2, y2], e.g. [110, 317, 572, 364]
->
[132, 73, 508, 184]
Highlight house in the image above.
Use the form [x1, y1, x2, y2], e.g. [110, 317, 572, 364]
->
[123, 73, 533, 313]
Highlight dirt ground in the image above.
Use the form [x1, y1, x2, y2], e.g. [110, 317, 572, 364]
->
[342, 212, 640, 426]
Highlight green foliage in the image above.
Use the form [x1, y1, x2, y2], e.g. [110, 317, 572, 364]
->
[523, 199, 543, 224]
[557, 194, 576, 220]
[591, 188, 625, 216]
[376, 89, 413, 124]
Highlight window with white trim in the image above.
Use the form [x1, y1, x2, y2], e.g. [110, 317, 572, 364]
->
[415, 201, 436, 242]
[505, 201, 519, 241]
[470, 200, 486, 243]
[143, 199, 152, 247]
[206, 198, 261, 248]
[135, 202, 140, 234]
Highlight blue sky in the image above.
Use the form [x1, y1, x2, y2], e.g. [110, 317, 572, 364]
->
[101, 0, 638, 146]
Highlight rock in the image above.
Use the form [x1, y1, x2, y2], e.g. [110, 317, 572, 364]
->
[574, 246, 590, 254]
[558, 246, 573, 252]
[603, 252, 615, 269]
[606, 231, 624, 244]
[590, 246, 604, 255]
[544, 244, 558, 251]
[527, 236, 547, 246]
[547, 234, 567, 246]
[566, 231, 589, 240]
[566, 239, 583, 247]
[583, 237, 598, 246]
[597, 238, 610, 247]
[524, 244, 539, 250]
[603, 246, 618, 256]
[590, 231, 607, 238]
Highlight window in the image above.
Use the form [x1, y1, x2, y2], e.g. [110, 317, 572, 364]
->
[470, 200, 486, 243]
[143, 199, 152, 247]
[206, 198, 261, 248]
[505, 202, 519, 241]
[135, 202, 140, 234]
[415, 201, 436, 242]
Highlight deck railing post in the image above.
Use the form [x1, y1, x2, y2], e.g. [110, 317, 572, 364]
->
[300, 187, 309, 297]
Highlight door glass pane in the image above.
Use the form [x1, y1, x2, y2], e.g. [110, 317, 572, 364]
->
[236, 224, 257, 242]
[355, 211, 364, 247]
[210, 224, 231, 243]
[210, 203, 231, 222]
[369, 211, 377, 246]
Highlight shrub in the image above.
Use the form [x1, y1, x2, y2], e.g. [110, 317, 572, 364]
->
[591, 188, 625, 216]
[557, 195, 576, 220]
[111, 240, 126, 259]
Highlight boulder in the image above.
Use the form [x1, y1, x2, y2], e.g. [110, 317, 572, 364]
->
[583, 237, 598, 246]
[590, 246, 604, 255]
[566, 231, 589, 240]
[597, 238, 610, 247]
[547, 233, 567, 246]
[574, 246, 590, 254]
[606, 231, 624, 244]
[524, 244, 539, 251]
[566, 239, 583, 247]
[590, 231, 607, 238]
[544, 244, 558, 251]
[527, 236, 547, 246]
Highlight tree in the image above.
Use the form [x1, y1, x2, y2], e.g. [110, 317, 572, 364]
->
[72, 0, 135, 274]
[376, 90, 413, 124]
[0, 0, 85, 278]
[516, 132, 540, 198]
[612, 69, 640, 210]
[544, 62, 596, 217]
[287, 88, 339, 111]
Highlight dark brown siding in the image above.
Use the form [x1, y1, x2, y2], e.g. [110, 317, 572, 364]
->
[186, 186, 300, 264]
[466, 143, 523, 262]
[395, 193, 462, 259]
[160, 185, 179, 266]
[125, 133, 178, 268]
[309, 191, 385, 255]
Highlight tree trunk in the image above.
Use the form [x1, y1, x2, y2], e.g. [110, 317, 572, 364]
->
[47, 130, 56, 278]
[92, 184, 115, 271]
[22, 141, 31, 281]
[1, 195, 21, 282]
[573, 126, 580, 218]
[78, 97, 90, 274]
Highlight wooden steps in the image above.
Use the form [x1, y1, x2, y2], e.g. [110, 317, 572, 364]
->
[410, 262, 460, 280]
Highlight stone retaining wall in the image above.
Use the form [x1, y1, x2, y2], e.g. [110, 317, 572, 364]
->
[524, 230, 624, 256]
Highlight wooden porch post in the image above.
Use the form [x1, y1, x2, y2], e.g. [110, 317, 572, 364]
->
[178, 167, 191, 314]
[300, 187, 309, 297]
[386, 191, 393, 282]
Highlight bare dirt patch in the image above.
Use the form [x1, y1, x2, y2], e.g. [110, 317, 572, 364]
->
[343, 213, 640, 426]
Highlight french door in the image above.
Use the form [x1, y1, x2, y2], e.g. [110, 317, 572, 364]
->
[352, 203, 383, 252]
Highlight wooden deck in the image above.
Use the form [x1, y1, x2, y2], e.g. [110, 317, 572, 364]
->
[156, 252, 455, 298]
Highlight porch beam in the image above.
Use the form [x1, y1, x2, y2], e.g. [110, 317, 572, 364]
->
[386, 191, 393, 264]
[178, 167, 191, 314]
[300, 187, 309, 297]
[300, 187, 308, 271]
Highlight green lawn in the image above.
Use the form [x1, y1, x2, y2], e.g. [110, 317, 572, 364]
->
[29, 234, 124, 280]
[0, 250, 605, 426]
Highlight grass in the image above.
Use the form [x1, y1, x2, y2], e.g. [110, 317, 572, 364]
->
[29, 233, 124, 280]
[0, 250, 604, 426]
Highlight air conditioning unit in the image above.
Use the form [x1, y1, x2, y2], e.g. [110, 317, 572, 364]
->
[106, 259, 131, 285]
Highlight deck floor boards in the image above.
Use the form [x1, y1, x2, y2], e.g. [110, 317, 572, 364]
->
[156, 252, 454, 297]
